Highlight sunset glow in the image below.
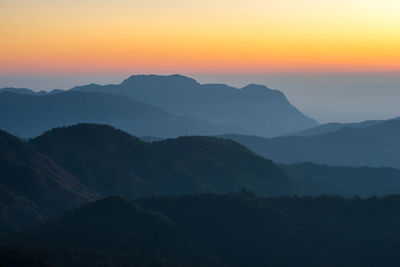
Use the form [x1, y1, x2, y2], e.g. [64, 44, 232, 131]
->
[1, 0, 400, 74]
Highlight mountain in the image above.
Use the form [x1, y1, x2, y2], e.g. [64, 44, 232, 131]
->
[287, 116, 400, 137]
[0, 87, 64, 96]
[140, 136, 165, 142]
[0, 87, 48, 95]
[139, 193, 400, 266]
[6, 196, 223, 267]
[29, 124, 400, 199]
[7, 193, 400, 266]
[0, 129, 97, 231]
[71, 74, 318, 137]
[287, 119, 384, 136]
[153, 136, 298, 196]
[0, 91, 235, 138]
[0, 245, 58, 267]
[282, 163, 400, 197]
[30, 124, 299, 198]
[223, 119, 400, 168]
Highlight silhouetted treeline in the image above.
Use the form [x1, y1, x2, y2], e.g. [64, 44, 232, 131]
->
[4, 193, 400, 266]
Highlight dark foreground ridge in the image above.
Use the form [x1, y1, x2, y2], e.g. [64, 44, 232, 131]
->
[4, 193, 400, 267]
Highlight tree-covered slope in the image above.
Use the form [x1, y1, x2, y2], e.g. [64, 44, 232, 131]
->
[8, 193, 400, 266]
[0, 129, 97, 231]
[282, 163, 400, 197]
[140, 193, 400, 267]
[7, 196, 223, 267]
[30, 124, 299, 198]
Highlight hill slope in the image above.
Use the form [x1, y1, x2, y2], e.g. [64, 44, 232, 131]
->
[0, 129, 96, 231]
[7, 196, 222, 267]
[282, 163, 400, 197]
[8, 194, 400, 266]
[30, 124, 400, 198]
[223, 120, 400, 168]
[30, 124, 299, 198]
[140, 194, 400, 266]
[0, 91, 234, 138]
[287, 119, 384, 136]
[71, 74, 318, 137]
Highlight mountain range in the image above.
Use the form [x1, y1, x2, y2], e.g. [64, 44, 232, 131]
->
[0, 74, 318, 138]
[2, 74, 400, 267]
[0, 90, 235, 138]
[29, 124, 298, 198]
[0, 123, 297, 230]
[71, 74, 318, 136]
[0, 129, 97, 230]
[223, 119, 400, 168]
[5, 194, 400, 266]
[287, 119, 385, 136]
[3, 123, 400, 232]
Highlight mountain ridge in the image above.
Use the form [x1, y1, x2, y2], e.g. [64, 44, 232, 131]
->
[30, 124, 299, 198]
[0, 90, 238, 138]
[222, 119, 400, 168]
[0, 129, 97, 230]
[68, 74, 319, 136]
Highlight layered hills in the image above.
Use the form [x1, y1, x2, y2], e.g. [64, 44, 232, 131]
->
[71, 74, 318, 136]
[5, 194, 400, 266]
[0, 91, 233, 138]
[223, 120, 400, 168]
[0, 129, 96, 230]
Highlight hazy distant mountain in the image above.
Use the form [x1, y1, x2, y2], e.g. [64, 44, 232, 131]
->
[282, 163, 400, 197]
[0, 91, 236, 138]
[287, 120, 384, 137]
[30, 124, 299, 198]
[0, 87, 47, 95]
[0, 87, 63, 95]
[71, 74, 318, 137]
[0, 129, 96, 231]
[223, 120, 400, 168]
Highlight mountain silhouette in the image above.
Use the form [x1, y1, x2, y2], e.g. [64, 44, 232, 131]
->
[0, 91, 236, 138]
[0, 87, 63, 95]
[0, 129, 97, 230]
[223, 119, 400, 168]
[282, 163, 400, 197]
[287, 119, 384, 136]
[30, 124, 299, 198]
[8, 193, 400, 266]
[71, 74, 318, 136]
[3, 123, 400, 233]
[139, 193, 400, 266]
[6, 196, 223, 267]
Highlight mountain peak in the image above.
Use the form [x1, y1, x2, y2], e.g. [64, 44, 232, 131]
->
[122, 74, 199, 87]
[241, 83, 271, 90]
[240, 84, 282, 94]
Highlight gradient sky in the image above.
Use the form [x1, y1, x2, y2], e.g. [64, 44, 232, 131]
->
[1, 0, 400, 73]
[1, 0, 400, 122]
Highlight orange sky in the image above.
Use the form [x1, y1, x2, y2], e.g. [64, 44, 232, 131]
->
[1, 0, 400, 74]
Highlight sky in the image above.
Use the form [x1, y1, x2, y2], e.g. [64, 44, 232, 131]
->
[1, 0, 400, 122]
